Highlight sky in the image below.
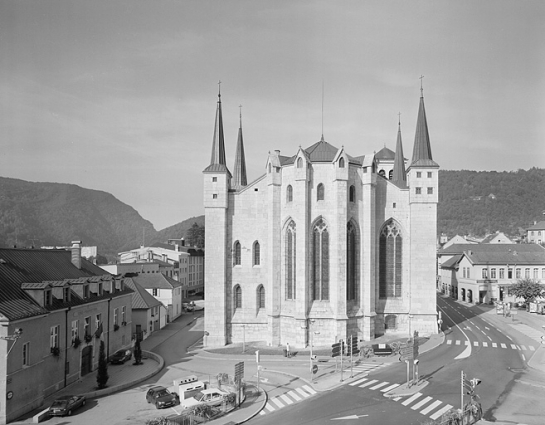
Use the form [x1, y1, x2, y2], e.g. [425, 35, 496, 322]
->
[1, 0, 544, 230]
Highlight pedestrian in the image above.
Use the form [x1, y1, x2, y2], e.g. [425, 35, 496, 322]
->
[286, 342, 290, 358]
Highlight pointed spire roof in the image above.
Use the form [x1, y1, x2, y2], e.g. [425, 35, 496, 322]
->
[204, 83, 231, 174]
[410, 87, 438, 168]
[232, 106, 247, 190]
[391, 119, 407, 188]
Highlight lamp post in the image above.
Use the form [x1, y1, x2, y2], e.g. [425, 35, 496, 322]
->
[242, 325, 246, 353]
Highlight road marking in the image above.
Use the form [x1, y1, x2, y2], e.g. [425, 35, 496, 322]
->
[465, 341, 469, 345]
[271, 398, 284, 408]
[350, 377, 368, 386]
[287, 390, 302, 401]
[505, 334, 513, 341]
[401, 392, 422, 406]
[521, 345, 527, 351]
[411, 396, 433, 410]
[511, 344, 517, 350]
[369, 382, 389, 390]
[430, 404, 453, 420]
[295, 387, 311, 398]
[359, 379, 379, 388]
[492, 343, 497, 348]
[501, 343, 507, 348]
[487, 335, 492, 341]
[522, 354, 526, 361]
[265, 404, 275, 411]
[447, 340, 452, 345]
[331, 415, 369, 420]
[302, 385, 317, 394]
[381, 383, 400, 392]
[529, 346, 536, 351]
[455, 340, 461, 345]
[392, 396, 401, 401]
[473, 341, 479, 346]
[280, 394, 294, 405]
[420, 400, 442, 415]
[482, 342, 488, 347]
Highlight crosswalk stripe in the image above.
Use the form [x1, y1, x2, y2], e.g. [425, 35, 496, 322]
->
[411, 396, 433, 410]
[381, 383, 400, 392]
[359, 379, 379, 388]
[465, 341, 469, 345]
[369, 382, 389, 390]
[259, 411, 265, 415]
[265, 403, 275, 412]
[392, 396, 401, 401]
[511, 344, 517, 349]
[287, 390, 302, 401]
[501, 343, 507, 348]
[350, 377, 368, 386]
[492, 342, 497, 348]
[420, 400, 442, 415]
[302, 385, 317, 394]
[430, 404, 453, 420]
[402, 392, 422, 406]
[473, 341, 478, 346]
[521, 345, 527, 351]
[295, 387, 311, 398]
[280, 394, 293, 405]
[482, 342, 488, 347]
[530, 346, 536, 351]
[447, 340, 452, 345]
[271, 398, 284, 408]
[455, 340, 461, 345]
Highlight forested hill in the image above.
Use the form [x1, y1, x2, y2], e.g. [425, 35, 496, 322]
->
[438, 168, 545, 238]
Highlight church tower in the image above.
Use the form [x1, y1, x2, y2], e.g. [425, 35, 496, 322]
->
[407, 82, 439, 334]
[203, 85, 231, 346]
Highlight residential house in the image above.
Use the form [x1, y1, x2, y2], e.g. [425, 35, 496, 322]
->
[0, 242, 133, 424]
[480, 232, 514, 244]
[130, 274, 182, 322]
[123, 278, 166, 341]
[526, 221, 545, 245]
[438, 243, 545, 305]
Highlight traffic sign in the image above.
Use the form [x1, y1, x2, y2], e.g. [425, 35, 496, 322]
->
[349, 335, 359, 356]
[332, 340, 345, 357]
[312, 364, 318, 374]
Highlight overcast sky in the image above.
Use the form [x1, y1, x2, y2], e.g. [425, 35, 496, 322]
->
[1, 0, 544, 230]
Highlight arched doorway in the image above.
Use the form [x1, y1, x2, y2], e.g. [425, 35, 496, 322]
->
[467, 290, 473, 303]
[461, 288, 466, 302]
[81, 345, 93, 376]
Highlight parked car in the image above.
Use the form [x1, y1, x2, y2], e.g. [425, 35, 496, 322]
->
[146, 385, 180, 409]
[183, 302, 195, 312]
[182, 388, 229, 409]
[48, 395, 86, 417]
[110, 349, 132, 364]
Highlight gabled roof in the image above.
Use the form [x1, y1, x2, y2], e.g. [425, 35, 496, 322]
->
[440, 244, 545, 265]
[124, 278, 163, 310]
[131, 273, 182, 290]
[304, 138, 339, 162]
[527, 221, 545, 231]
[0, 248, 116, 321]
[442, 254, 463, 269]
[375, 146, 395, 160]
[480, 232, 513, 244]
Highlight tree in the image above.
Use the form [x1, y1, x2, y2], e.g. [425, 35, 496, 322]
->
[133, 339, 143, 365]
[509, 278, 545, 305]
[186, 222, 205, 248]
[96, 341, 109, 389]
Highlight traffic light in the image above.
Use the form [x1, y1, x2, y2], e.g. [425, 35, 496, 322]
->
[471, 378, 481, 388]
[332, 340, 345, 357]
[349, 335, 359, 356]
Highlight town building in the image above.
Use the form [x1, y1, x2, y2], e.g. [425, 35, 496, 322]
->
[0, 242, 133, 424]
[203, 86, 439, 348]
[526, 221, 545, 245]
[123, 278, 166, 341]
[438, 243, 545, 304]
[480, 232, 514, 244]
[130, 273, 183, 322]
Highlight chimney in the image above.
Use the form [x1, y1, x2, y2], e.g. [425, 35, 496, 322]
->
[71, 241, 82, 269]
[175, 244, 179, 252]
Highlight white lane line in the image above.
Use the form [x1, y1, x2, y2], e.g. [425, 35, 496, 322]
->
[505, 334, 513, 341]
[492, 343, 497, 348]
[381, 383, 400, 392]
[280, 394, 294, 405]
[487, 335, 492, 341]
[402, 392, 423, 406]
[271, 398, 285, 408]
[350, 377, 368, 386]
[359, 379, 379, 388]
[511, 344, 517, 350]
[392, 396, 401, 401]
[302, 385, 317, 394]
[369, 382, 389, 390]
[420, 400, 442, 415]
[465, 341, 469, 346]
[287, 390, 302, 401]
[295, 387, 311, 398]
[430, 404, 454, 420]
[411, 396, 433, 410]
[501, 343, 507, 348]
[438, 304, 472, 359]
[522, 354, 526, 361]
[265, 403, 275, 411]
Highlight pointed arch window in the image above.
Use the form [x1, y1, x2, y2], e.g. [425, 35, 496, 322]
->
[349, 185, 355, 202]
[287, 185, 293, 203]
[317, 183, 325, 201]
[389, 170, 393, 180]
[339, 157, 345, 168]
[347, 222, 358, 301]
[285, 221, 296, 299]
[379, 169, 386, 178]
[297, 157, 303, 168]
[257, 285, 265, 309]
[379, 220, 402, 298]
[234, 241, 241, 266]
[312, 219, 329, 301]
[253, 241, 260, 266]
[234, 285, 242, 309]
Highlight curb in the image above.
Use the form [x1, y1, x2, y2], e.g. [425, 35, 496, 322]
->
[237, 385, 269, 424]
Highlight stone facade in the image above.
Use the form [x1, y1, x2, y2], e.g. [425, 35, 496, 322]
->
[204, 91, 439, 348]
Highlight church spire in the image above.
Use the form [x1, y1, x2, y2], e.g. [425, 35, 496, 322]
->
[209, 81, 227, 167]
[232, 105, 247, 189]
[410, 78, 438, 168]
[391, 115, 407, 188]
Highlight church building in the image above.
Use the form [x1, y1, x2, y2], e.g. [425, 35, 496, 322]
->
[203, 86, 439, 348]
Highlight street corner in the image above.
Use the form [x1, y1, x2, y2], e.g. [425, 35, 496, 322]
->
[383, 380, 429, 398]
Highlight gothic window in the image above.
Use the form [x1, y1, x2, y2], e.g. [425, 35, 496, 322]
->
[339, 157, 345, 168]
[285, 221, 296, 299]
[287, 185, 293, 202]
[312, 218, 329, 301]
[389, 170, 393, 180]
[349, 185, 355, 202]
[379, 219, 402, 298]
[268, 163, 272, 173]
[347, 222, 358, 301]
[317, 183, 325, 201]
[379, 169, 385, 177]
[253, 241, 260, 266]
[234, 241, 241, 266]
[234, 285, 242, 309]
[297, 157, 303, 168]
[257, 285, 265, 309]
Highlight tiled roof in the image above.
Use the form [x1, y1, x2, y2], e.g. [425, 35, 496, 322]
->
[375, 146, 395, 160]
[439, 244, 545, 265]
[124, 278, 163, 310]
[527, 221, 545, 231]
[0, 248, 118, 321]
[304, 139, 339, 162]
[442, 254, 463, 269]
[131, 273, 182, 290]
[149, 243, 204, 256]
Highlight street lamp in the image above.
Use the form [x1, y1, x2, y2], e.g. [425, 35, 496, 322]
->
[242, 325, 246, 353]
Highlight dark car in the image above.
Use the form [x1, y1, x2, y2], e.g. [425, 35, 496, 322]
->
[48, 395, 86, 417]
[146, 386, 180, 409]
[110, 349, 132, 364]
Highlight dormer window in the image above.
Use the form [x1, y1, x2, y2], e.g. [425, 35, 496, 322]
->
[98, 282, 103, 296]
[83, 284, 90, 298]
[63, 287, 71, 303]
[297, 157, 303, 168]
[45, 289, 52, 306]
[339, 157, 345, 168]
